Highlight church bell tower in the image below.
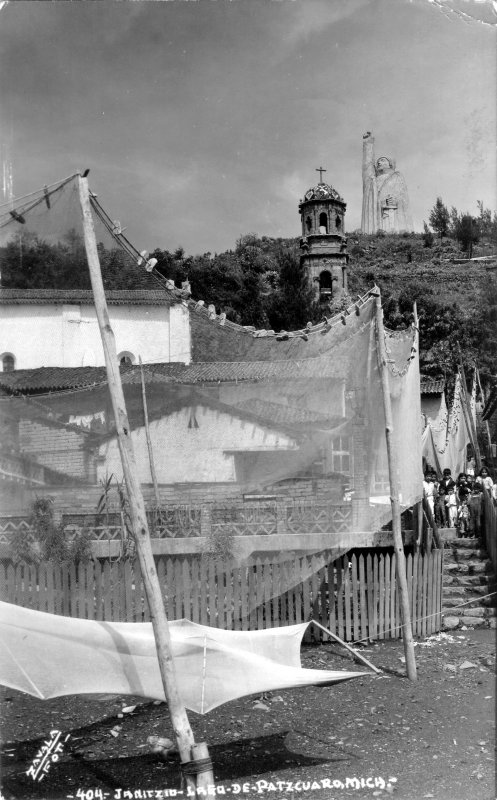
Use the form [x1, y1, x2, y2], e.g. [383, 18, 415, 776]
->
[299, 168, 348, 304]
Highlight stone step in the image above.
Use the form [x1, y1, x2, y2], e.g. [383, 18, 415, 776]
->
[459, 616, 488, 627]
[443, 596, 470, 608]
[442, 605, 486, 618]
[481, 594, 497, 607]
[447, 537, 484, 549]
[450, 573, 497, 587]
[444, 561, 493, 575]
[445, 548, 488, 562]
[466, 561, 493, 574]
[442, 613, 488, 629]
[444, 562, 465, 573]
[444, 585, 472, 596]
[470, 584, 497, 597]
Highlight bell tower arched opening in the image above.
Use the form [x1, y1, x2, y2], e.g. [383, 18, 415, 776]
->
[319, 270, 332, 302]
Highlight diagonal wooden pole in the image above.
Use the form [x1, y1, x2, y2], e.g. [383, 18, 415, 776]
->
[310, 620, 381, 674]
[78, 175, 214, 792]
[374, 289, 417, 681]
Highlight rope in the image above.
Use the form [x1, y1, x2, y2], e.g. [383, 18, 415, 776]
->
[181, 756, 213, 776]
[0, 173, 79, 211]
[346, 590, 497, 646]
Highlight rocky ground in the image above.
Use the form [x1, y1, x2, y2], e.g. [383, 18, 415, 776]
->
[0, 627, 495, 800]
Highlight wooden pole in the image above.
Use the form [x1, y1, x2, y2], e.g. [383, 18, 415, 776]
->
[415, 500, 423, 549]
[139, 356, 162, 510]
[422, 496, 442, 550]
[374, 290, 417, 681]
[475, 367, 495, 468]
[456, 342, 481, 472]
[78, 176, 214, 792]
[310, 619, 381, 674]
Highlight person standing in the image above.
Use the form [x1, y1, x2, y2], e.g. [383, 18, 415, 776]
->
[467, 476, 483, 539]
[437, 468, 456, 528]
[423, 473, 436, 517]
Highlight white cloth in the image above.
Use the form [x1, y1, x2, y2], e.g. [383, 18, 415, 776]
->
[0, 601, 365, 714]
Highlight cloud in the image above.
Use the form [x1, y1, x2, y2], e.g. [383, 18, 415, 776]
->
[273, 0, 370, 45]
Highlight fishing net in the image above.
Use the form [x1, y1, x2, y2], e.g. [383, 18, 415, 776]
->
[0, 174, 423, 658]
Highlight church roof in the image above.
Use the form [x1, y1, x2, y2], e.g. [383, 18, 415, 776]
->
[301, 183, 345, 204]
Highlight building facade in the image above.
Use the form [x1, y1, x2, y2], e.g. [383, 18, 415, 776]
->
[0, 288, 191, 371]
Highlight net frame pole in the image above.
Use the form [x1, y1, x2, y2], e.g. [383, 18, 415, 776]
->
[139, 356, 162, 510]
[456, 341, 482, 472]
[374, 290, 417, 681]
[476, 366, 495, 468]
[78, 175, 214, 791]
[310, 620, 381, 673]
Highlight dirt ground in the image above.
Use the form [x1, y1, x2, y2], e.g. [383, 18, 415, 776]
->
[0, 628, 495, 800]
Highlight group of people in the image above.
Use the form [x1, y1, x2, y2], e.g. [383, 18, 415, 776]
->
[423, 466, 495, 537]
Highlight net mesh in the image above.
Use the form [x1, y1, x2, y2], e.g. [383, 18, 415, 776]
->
[0, 174, 423, 631]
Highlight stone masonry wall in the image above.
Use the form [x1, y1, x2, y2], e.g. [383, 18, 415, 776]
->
[19, 420, 90, 480]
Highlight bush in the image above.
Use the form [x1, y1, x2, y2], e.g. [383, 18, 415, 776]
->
[12, 497, 93, 564]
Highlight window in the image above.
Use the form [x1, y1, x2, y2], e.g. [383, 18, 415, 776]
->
[1, 353, 15, 372]
[319, 212, 328, 234]
[319, 270, 332, 300]
[335, 215, 341, 230]
[306, 216, 312, 233]
[330, 436, 351, 475]
[118, 351, 135, 366]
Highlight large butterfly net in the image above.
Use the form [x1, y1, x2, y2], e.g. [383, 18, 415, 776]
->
[0, 175, 423, 705]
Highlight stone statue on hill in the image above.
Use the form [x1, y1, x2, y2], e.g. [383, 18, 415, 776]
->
[361, 132, 412, 234]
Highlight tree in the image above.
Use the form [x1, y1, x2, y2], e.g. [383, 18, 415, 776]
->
[422, 222, 434, 248]
[477, 200, 492, 237]
[267, 249, 318, 331]
[429, 197, 450, 241]
[454, 214, 479, 258]
[449, 206, 459, 237]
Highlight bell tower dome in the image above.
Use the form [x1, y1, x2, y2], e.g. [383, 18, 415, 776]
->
[299, 167, 348, 304]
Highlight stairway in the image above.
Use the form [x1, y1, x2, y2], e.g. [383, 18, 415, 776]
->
[442, 534, 497, 629]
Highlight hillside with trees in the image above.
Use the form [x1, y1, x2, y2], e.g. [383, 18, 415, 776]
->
[1, 198, 496, 385]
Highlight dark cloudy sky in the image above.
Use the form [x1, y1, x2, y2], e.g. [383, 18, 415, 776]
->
[0, 0, 495, 255]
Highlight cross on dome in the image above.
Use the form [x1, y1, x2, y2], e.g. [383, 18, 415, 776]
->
[315, 166, 327, 183]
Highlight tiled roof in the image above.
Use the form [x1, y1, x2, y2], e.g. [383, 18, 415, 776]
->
[233, 398, 341, 428]
[420, 377, 446, 395]
[0, 358, 347, 396]
[0, 363, 186, 394]
[176, 358, 345, 383]
[0, 288, 174, 306]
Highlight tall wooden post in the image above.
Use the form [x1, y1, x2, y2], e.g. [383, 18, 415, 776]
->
[476, 367, 495, 468]
[78, 175, 214, 792]
[139, 356, 162, 510]
[457, 342, 481, 472]
[374, 290, 417, 681]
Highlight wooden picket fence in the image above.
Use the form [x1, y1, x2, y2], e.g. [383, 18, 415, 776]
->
[0, 548, 443, 642]
[483, 489, 497, 574]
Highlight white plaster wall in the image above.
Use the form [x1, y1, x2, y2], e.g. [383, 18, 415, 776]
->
[97, 405, 298, 484]
[0, 302, 191, 369]
[421, 393, 447, 424]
